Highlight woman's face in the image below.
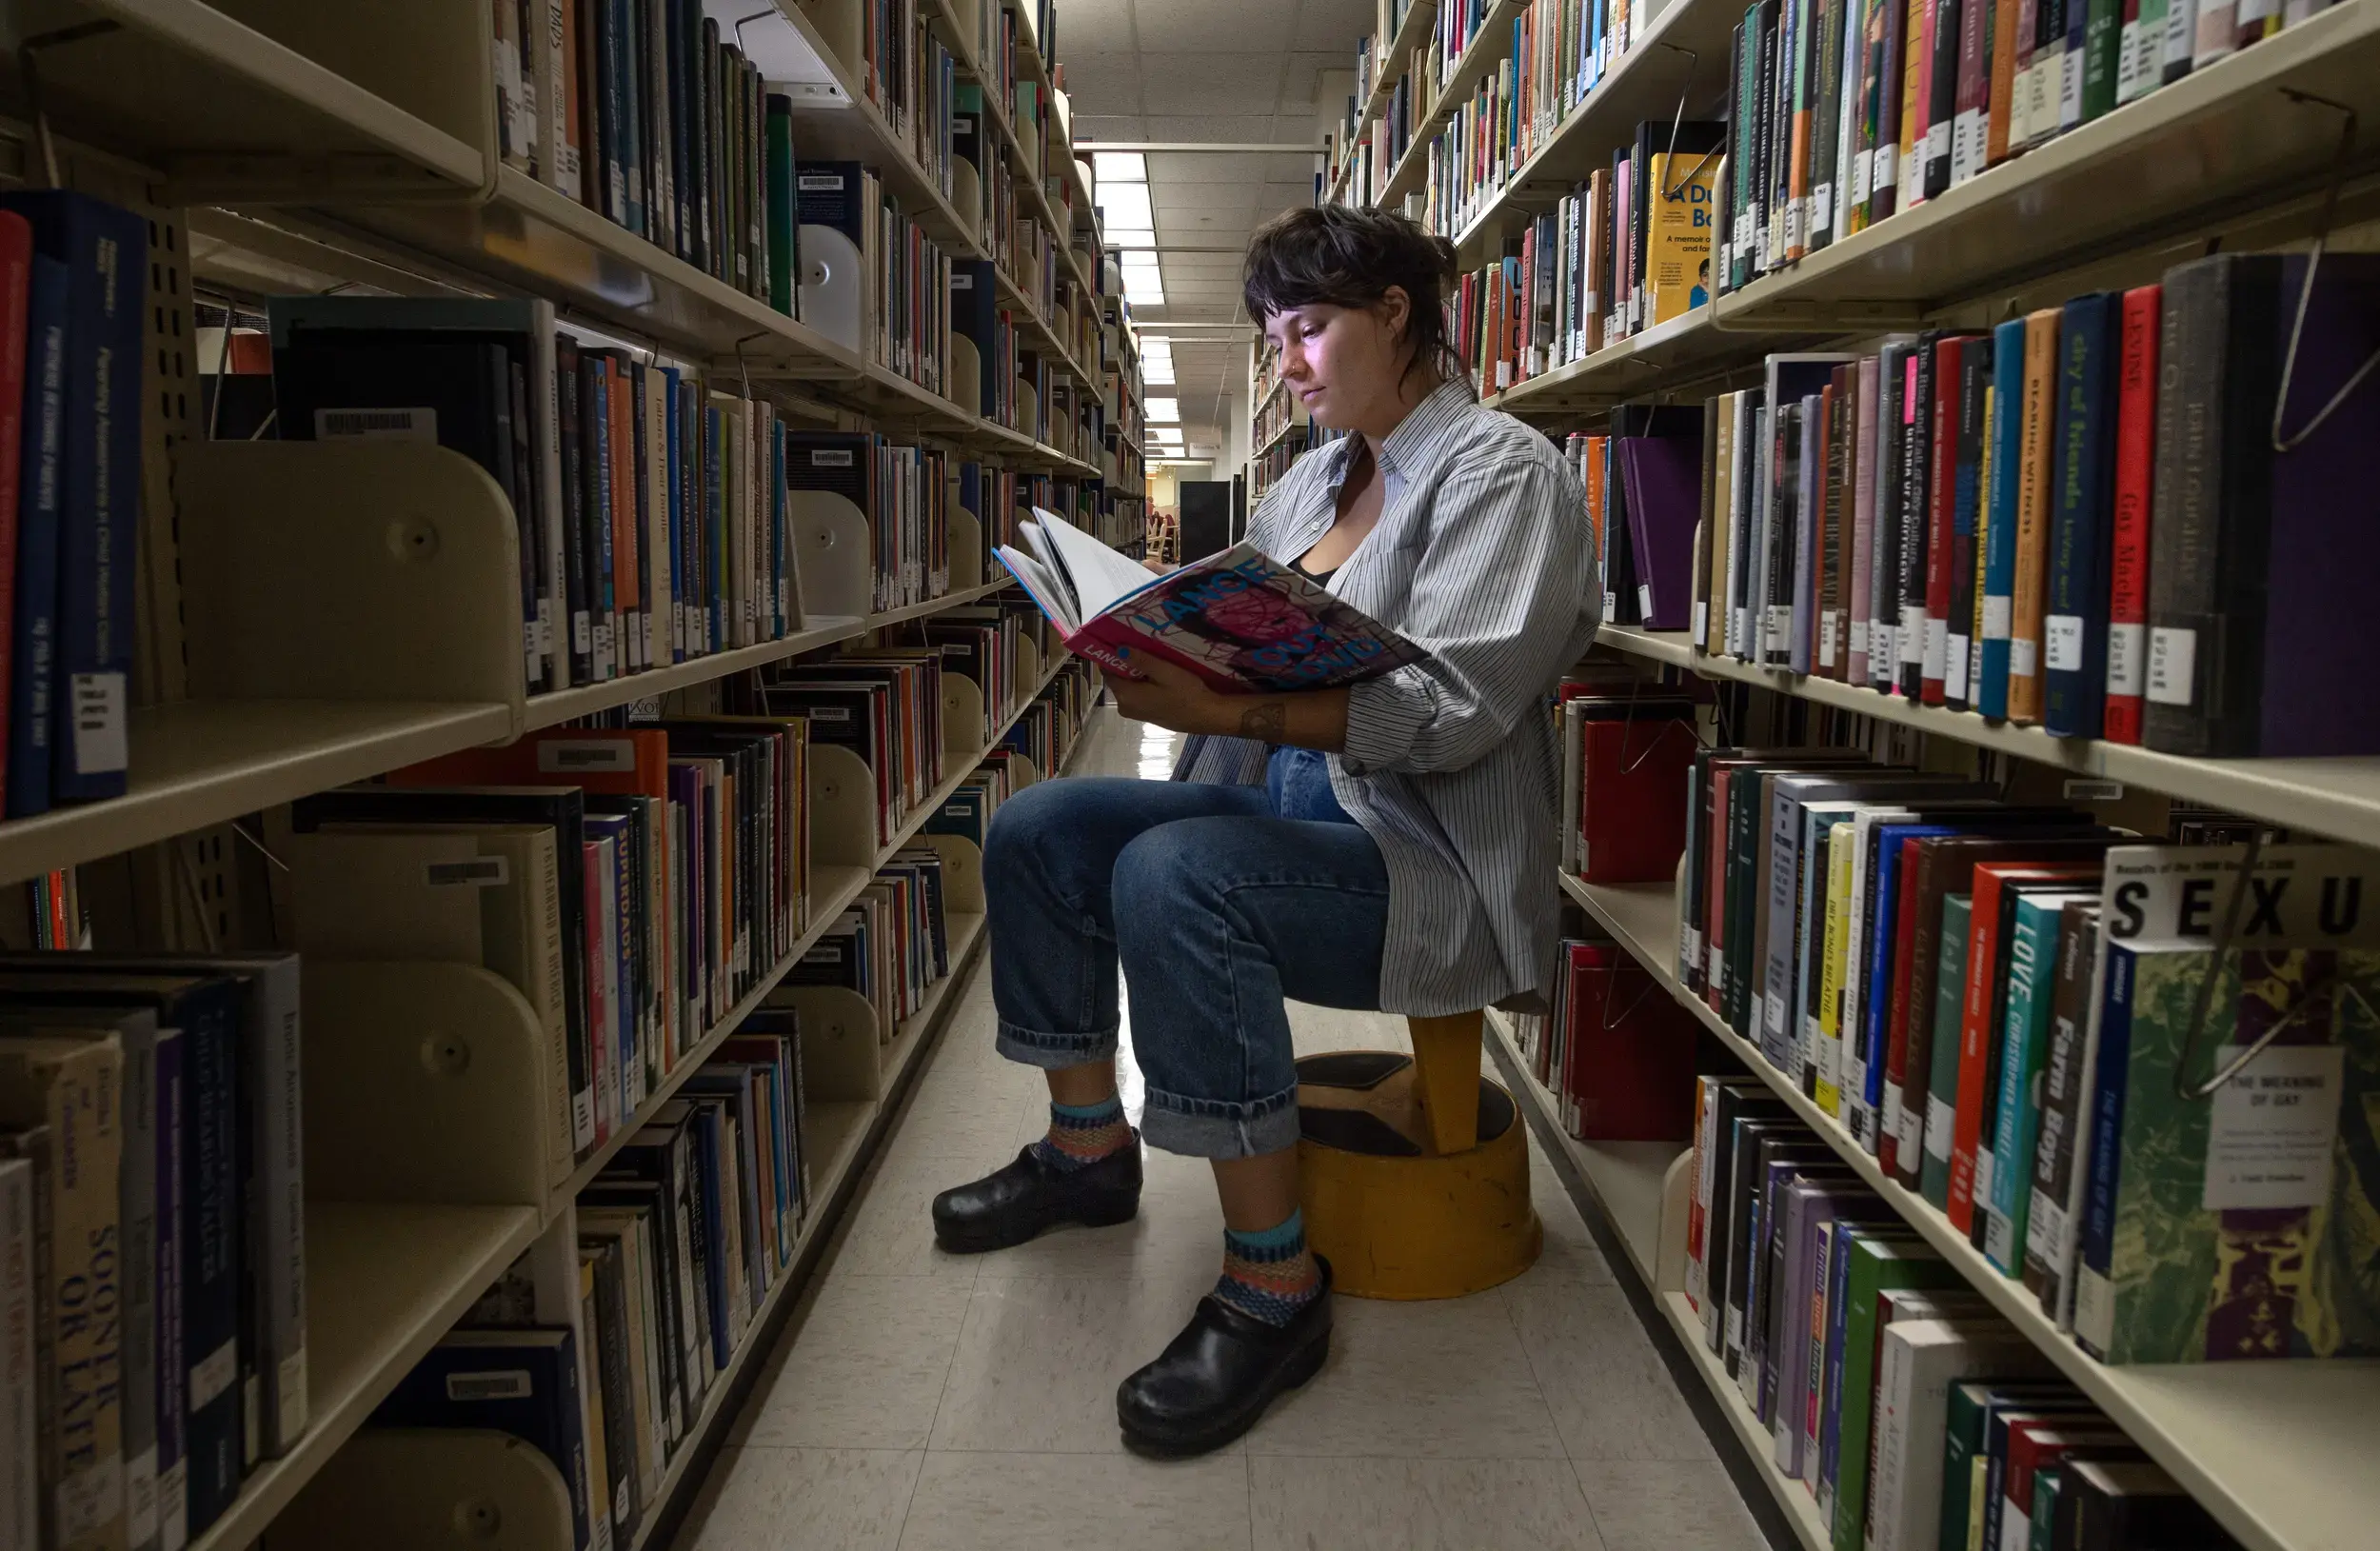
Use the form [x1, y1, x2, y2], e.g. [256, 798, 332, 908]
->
[1263, 292, 1410, 434]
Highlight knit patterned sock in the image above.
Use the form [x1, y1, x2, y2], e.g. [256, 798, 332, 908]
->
[1214, 1210, 1323, 1326]
[1030, 1095, 1130, 1171]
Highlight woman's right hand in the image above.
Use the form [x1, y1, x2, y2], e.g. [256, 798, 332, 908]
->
[1142, 557, 1176, 576]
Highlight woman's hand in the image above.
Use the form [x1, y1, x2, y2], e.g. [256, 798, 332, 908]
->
[1141, 556, 1176, 575]
[1104, 653, 1229, 736]
[1104, 655, 1354, 751]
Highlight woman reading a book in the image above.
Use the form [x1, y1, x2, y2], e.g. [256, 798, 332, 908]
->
[931, 205, 1599, 1454]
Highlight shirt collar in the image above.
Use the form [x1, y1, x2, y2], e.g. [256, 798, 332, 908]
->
[1377, 377, 1475, 485]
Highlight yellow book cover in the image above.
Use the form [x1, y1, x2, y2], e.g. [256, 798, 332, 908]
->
[2009, 308, 2062, 723]
[1646, 152, 1721, 326]
[1815, 824, 1856, 1116]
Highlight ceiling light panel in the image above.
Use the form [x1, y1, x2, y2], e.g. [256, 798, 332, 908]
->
[1092, 150, 1147, 182]
[1101, 183, 1154, 229]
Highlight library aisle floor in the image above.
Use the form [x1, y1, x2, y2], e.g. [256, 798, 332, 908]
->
[678, 709, 1769, 1551]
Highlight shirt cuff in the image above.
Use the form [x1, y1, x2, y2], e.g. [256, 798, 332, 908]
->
[1339, 671, 1435, 776]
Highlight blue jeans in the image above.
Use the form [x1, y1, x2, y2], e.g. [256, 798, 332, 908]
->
[985, 772, 1389, 1158]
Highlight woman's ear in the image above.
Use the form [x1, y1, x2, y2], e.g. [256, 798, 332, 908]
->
[1375, 286, 1412, 348]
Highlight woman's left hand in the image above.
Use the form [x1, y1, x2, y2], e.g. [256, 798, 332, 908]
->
[1104, 653, 1229, 736]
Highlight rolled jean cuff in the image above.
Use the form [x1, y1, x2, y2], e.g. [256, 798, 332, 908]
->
[1139, 1084, 1301, 1160]
[995, 1016, 1120, 1069]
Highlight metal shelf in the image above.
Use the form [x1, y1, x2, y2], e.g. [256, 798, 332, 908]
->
[1557, 870, 2380, 1551]
[1446, 0, 1738, 265]
[1595, 624, 2380, 849]
[10, 0, 487, 201]
[1328, 0, 1440, 202]
[1378, 0, 1529, 207]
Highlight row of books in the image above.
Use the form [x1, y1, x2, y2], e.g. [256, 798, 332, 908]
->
[399, 997, 816, 1551]
[1715, 0, 2346, 294]
[1670, 746, 2380, 1363]
[490, 1, 787, 311]
[842, 0, 962, 202]
[0, 951, 307, 1551]
[1505, 921, 1702, 1142]
[1665, 253, 2380, 757]
[1455, 120, 1722, 389]
[1417, 0, 1665, 238]
[262, 295, 821, 691]
[280, 716, 814, 1186]
[1685, 1088, 2244, 1550]
[367, 679, 1097, 1551]
[799, 162, 958, 400]
[998, 655, 1102, 781]
[740, 645, 947, 853]
[0, 191, 147, 816]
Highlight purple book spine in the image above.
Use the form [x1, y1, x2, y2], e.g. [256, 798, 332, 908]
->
[2258, 259, 2380, 756]
[1621, 436, 1706, 629]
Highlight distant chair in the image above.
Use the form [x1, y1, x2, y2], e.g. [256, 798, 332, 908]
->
[1295, 1010, 1541, 1300]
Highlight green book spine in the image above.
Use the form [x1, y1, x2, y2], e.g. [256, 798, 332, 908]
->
[1920, 892, 1972, 1207]
[2080, 0, 2122, 122]
[1829, 1235, 1959, 1551]
[764, 95, 796, 316]
[1983, 893, 2069, 1273]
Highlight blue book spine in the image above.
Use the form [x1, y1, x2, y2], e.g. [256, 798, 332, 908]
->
[1985, 898, 2058, 1272]
[2044, 292, 2117, 738]
[153, 1027, 188, 1550]
[1860, 826, 1953, 1119]
[182, 987, 243, 1536]
[598, 0, 628, 227]
[590, 367, 617, 679]
[8, 252, 66, 818]
[1816, 1220, 1857, 1516]
[373, 1336, 591, 1551]
[2076, 943, 2137, 1324]
[1978, 316, 2027, 719]
[0, 192, 145, 804]
[614, 0, 644, 236]
[704, 405, 724, 651]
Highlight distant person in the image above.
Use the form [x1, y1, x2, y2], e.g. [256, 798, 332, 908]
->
[930, 204, 1600, 1456]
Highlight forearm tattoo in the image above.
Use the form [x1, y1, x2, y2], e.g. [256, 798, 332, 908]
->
[1240, 701, 1287, 743]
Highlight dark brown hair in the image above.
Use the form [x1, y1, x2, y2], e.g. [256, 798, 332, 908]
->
[1241, 206, 1462, 390]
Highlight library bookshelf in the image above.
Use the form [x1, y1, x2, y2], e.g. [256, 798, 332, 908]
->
[0, 0, 1137, 1546]
[1298, 1, 2380, 1548]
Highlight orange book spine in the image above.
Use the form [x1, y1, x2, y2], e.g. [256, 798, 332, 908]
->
[2007, 308, 2061, 724]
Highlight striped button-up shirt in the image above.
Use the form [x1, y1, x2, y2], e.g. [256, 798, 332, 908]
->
[1175, 378, 1600, 1015]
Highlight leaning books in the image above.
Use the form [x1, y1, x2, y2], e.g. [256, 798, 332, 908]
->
[994, 507, 1422, 691]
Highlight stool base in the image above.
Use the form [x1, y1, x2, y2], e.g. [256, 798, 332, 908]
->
[1294, 1050, 1541, 1301]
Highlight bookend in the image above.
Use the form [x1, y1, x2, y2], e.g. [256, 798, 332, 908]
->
[777, 983, 883, 1101]
[803, 746, 877, 866]
[1296, 1010, 1543, 1300]
[786, 489, 874, 620]
[274, 1428, 574, 1551]
[1656, 1147, 1696, 1297]
[171, 440, 526, 720]
[942, 673, 988, 758]
[1012, 376, 1038, 440]
[304, 961, 550, 1207]
[947, 508, 984, 589]
[949, 333, 982, 416]
[949, 154, 982, 240]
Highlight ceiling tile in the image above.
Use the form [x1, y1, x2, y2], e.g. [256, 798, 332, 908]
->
[1291, 0, 1377, 50]
[1141, 113, 1283, 143]
[1138, 53, 1285, 117]
[1073, 112, 1148, 139]
[1055, 0, 1137, 52]
[1059, 51, 1141, 113]
[1131, 0, 1296, 52]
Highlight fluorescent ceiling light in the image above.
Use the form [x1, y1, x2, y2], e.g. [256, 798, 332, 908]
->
[1123, 278, 1165, 305]
[1106, 229, 1156, 249]
[1101, 183, 1154, 229]
[1093, 150, 1147, 182]
[1140, 336, 1173, 355]
[1146, 397, 1180, 422]
[1151, 428, 1185, 444]
[1143, 359, 1176, 384]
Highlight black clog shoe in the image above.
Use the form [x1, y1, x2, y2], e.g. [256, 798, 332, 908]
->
[929, 1136, 1143, 1253]
[1116, 1254, 1334, 1456]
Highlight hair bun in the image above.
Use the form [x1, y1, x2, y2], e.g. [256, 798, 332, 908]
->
[1241, 206, 1466, 389]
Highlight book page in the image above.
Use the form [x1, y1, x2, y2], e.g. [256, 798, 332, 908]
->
[1031, 507, 1162, 617]
[992, 544, 1080, 632]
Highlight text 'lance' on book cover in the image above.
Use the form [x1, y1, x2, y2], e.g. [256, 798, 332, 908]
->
[994, 508, 1422, 693]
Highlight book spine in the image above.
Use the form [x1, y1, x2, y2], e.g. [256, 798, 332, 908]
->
[2007, 309, 2059, 723]
[0, 1156, 33, 1551]
[1923, 0, 1959, 197]
[46, 199, 144, 803]
[1918, 895, 1972, 1203]
[1987, 0, 2023, 166]
[2102, 285, 2159, 744]
[1920, 338, 1960, 702]
[152, 1033, 185, 1551]
[2142, 256, 2225, 753]
[2044, 293, 2116, 738]
[1945, 338, 1990, 709]
[1982, 902, 2055, 1271]
[1945, 882, 2000, 1231]
[8, 254, 64, 819]
[2069, 944, 2135, 1360]
[1849, 359, 1878, 682]
[119, 1028, 157, 1551]
[1871, 348, 1905, 687]
[1896, 340, 1935, 697]
[184, 1003, 241, 1539]
[1977, 318, 2024, 717]
[2021, 901, 2097, 1308]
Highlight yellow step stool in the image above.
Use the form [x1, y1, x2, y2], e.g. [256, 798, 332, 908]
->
[1295, 1011, 1542, 1301]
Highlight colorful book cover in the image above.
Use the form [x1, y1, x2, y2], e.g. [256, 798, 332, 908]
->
[2073, 844, 2380, 1362]
[996, 509, 1421, 692]
[1976, 315, 2026, 719]
[1983, 888, 2095, 1273]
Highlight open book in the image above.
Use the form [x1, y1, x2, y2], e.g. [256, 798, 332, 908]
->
[995, 508, 1423, 691]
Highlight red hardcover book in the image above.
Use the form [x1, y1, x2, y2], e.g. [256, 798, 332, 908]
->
[1945, 862, 2101, 1231]
[1559, 943, 1699, 1141]
[1922, 336, 1968, 703]
[1876, 835, 1932, 1177]
[2101, 285, 2160, 744]
[0, 211, 28, 814]
[1578, 706, 1699, 883]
